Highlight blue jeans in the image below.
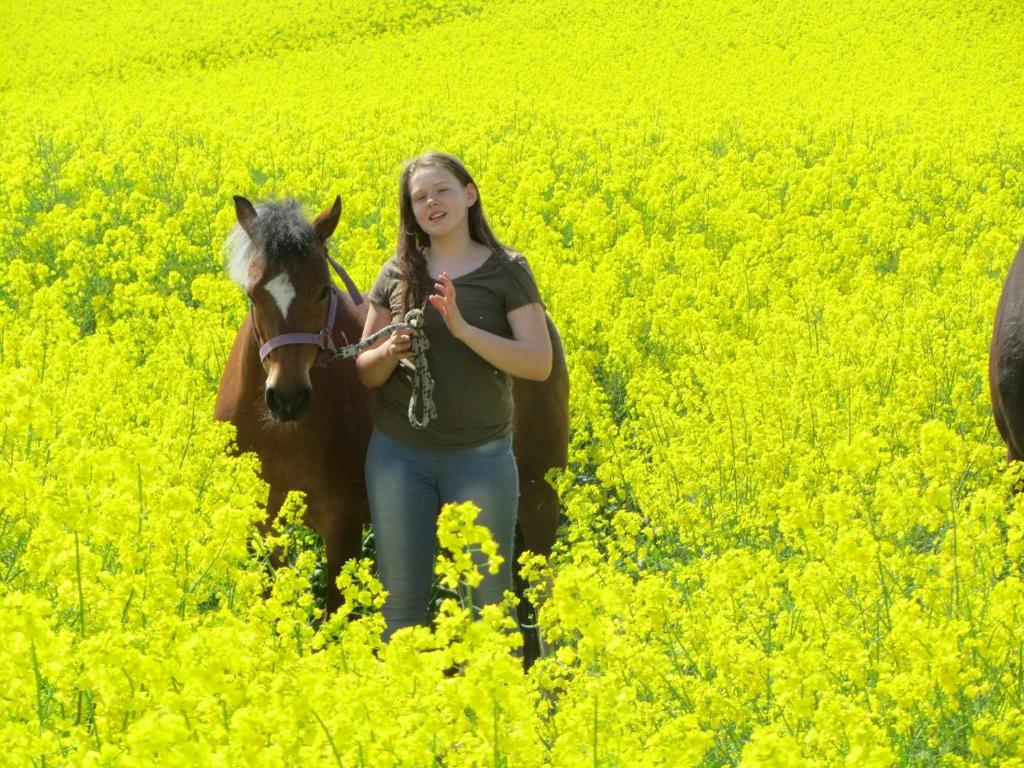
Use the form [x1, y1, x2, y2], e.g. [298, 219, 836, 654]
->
[365, 429, 519, 641]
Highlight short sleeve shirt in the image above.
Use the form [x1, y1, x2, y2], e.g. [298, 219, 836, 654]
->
[367, 247, 544, 449]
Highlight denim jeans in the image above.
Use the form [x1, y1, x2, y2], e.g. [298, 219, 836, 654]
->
[365, 428, 519, 641]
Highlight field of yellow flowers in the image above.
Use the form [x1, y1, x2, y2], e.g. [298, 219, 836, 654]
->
[3, 0, 1024, 764]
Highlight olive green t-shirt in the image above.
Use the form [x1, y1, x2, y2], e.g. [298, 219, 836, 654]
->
[367, 247, 544, 449]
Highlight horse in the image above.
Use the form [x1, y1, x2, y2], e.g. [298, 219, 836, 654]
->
[215, 195, 569, 658]
[215, 196, 372, 614]
[991, 237, 1024, 462]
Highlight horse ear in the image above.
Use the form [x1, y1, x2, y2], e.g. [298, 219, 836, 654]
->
[313, 196, 342, 241]
[234, 196, 259, 240]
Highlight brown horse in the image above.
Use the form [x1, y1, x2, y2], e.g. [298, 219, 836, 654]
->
[215, 195, 569, 640]
[216, 196, 372, 613]
[991, 237, 1024, 461]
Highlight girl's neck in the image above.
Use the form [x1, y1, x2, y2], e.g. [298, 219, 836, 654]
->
[425, 228, 478, 264]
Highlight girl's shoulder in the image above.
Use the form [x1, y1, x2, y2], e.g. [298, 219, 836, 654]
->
[368, 254, 404, 306]
[372, 254, 404, 285]
[491, 245, 534, 274]
[490, 246, 543, 305]
[378, 252, 403, 273]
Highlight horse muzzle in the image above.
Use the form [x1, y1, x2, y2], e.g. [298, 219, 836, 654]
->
[265, 384, 313, 422]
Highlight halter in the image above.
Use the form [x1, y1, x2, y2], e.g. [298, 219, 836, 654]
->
[251, 254, 364, 365]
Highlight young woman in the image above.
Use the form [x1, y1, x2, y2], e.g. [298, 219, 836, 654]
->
[356, 152, 552, 641]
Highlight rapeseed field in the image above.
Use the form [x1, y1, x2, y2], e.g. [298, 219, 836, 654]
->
[2, 0, 1024, 764]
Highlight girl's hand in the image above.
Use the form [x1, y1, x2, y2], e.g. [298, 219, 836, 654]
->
[386, 327, 413, 359]
[428, 272, 469, 340]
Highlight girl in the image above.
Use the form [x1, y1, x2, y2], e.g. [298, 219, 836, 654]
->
[356, 152, 552, 641]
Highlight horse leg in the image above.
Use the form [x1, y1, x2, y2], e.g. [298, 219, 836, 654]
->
[512, 523, 542, 668]
[515, 473, 564, 669]
[517, 475, 562, 558]
[317, 491, 367, 617]
[250, 486, 289, 594]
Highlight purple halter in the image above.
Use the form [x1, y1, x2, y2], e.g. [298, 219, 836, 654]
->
[252, 254, 364, 364]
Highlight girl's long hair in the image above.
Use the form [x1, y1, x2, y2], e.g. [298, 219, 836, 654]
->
[396, 152, 504, 313]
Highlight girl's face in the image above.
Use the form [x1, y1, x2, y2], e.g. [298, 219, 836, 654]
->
[408, 166, 477, 243]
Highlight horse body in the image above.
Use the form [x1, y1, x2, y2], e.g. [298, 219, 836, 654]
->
[513, 315, 569, 557]
[215, 195, 568, 633]
[991, 237, 1024, 461]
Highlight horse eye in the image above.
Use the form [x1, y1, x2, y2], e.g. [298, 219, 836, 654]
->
[317, 286, 330, 301]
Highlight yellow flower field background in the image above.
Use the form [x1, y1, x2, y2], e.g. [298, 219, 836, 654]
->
[2, 1, 1024, 764]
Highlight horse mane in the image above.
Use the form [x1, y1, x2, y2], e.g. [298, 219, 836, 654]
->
[225, 198, 315, 288]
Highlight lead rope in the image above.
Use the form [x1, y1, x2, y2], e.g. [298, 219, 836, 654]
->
[328, 308, 437, 429]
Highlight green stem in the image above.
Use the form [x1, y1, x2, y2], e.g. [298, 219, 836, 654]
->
[30, 638, 46, 733]
[493, 694, 503, 768]
[312, 710, 344, 768]
[75, 531, 86, 638]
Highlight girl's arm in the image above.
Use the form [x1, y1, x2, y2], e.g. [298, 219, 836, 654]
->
[355, 301, 414, 389]
[429, 273, 553, 381]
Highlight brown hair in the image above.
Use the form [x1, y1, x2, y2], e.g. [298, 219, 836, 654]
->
[395, 152, 505, 313]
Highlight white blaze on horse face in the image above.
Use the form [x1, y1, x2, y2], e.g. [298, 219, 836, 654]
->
[265, 272, 296, 320]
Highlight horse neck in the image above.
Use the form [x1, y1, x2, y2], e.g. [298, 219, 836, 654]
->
[331, 289, 367, 348]
[239, 312, 270, 385]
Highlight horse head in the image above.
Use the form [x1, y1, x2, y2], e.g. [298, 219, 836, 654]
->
[226, 195, 342, 423]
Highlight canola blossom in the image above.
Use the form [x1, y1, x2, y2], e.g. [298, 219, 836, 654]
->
[2, 0, 1024, 764]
